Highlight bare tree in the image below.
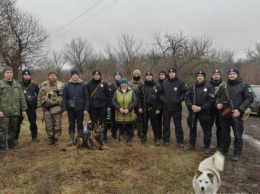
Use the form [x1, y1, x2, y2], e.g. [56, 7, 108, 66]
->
[115, 33, 143, 76]
[150, 32, 215, 72]
[104, 44, 119, 72]
[151, 31, 188, 69]
[63, 37, 93, 74]
[0, 0, 49, 79]
[246, 43, 260, 62]
[48, 50, 65, 78]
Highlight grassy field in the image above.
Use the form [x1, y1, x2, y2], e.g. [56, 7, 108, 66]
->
[0, 113, 203, 194]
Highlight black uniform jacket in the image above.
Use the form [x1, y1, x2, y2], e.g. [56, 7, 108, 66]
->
[216, 78, 254, 113]
[160, 77, 187, 111]
[87, 79, 110, 108]
[185, 80, 215, 113]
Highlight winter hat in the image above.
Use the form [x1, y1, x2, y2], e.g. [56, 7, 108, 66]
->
[92, 70, 101, 76]
[114, 71, 122, 77]
[3, 66, 13, 74]
[227, 68, 239, 77]
[48, 69, 58, 76]
[145, 71, 153, 76]
[159, 69, 167, 75]
[133, 69, 141, 76]
[212, 69, 221, 75]
[119, 78, 128, 84]
[168, 68, 176, 74]
[22, 68, 31, 76]
[71, 69, 79, 76]
[196, 70, 206, 78]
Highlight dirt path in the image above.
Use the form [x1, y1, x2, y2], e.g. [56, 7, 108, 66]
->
[212, 115, 260, 193]
[182, 110, 260, 193]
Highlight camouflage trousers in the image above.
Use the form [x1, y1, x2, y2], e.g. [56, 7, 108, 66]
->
[44, 110, 62, 141]
[0, 116, 18, 149]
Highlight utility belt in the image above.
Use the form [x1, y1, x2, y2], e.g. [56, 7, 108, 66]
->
[43, 103, 62, 115]
[43, 102, 59, 110]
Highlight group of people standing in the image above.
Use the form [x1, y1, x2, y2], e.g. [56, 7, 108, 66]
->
[0, 66, 253, 161]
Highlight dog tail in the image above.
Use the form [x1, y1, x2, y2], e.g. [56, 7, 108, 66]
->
[213, 151, 225, 171]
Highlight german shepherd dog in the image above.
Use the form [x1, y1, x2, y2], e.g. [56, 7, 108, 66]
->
[62, 122, 111, 154]
[86, 122, 105, 150]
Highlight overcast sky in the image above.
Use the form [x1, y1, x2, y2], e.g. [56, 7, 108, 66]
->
[17, 0, 260, 60]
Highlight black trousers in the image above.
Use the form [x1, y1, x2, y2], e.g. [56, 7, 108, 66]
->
[68, 109, 84, 136]
[89, 106, 107, 127]
[220, 117, 244, 156]
[16, 107, 38, 140]
[209, 108, 222, 147]
[118, 123, 133, 138]
[110, 108, 118, 137]
[157, 110, 163, 139]
[142, 108, 159, 141]
[163, 109, 184, 144]
[187, 112, 212, 148]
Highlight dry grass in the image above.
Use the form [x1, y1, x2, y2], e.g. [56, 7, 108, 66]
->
[0, 112, 203, 194]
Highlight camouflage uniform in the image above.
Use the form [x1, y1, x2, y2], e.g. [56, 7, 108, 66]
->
[37, 80, 64, 144]
[128, 70, 143, 137]
[0, 79, 27, 152]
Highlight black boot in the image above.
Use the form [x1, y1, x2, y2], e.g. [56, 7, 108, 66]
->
[141, 136, 147, 144]
[154, 138, 160, 146]
[126, 136, 133, 147]
[48, 138, 54, 145]
[32, 137, 40, 142]
[53, 139, 59, 145]
[0, 145, 7, 155]
[8, 140, 19, 149]
[185, 144, 195, 150]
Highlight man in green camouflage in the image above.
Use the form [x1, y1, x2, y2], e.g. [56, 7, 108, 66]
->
[128, 69, 143, 137]
[0, 66, 27, 155]
[37, 70, 64, 145]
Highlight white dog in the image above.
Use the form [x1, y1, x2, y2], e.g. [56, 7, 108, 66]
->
[192, 151, 225, 194]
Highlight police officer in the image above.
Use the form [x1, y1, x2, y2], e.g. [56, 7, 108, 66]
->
[106, 71, 122, 140]
[37, 70, 64, 145]
[16, 69, 40, 144]
[128, 69, 143, 137]
[63, 69, 89, 146]
[208, 69, 225, 148]
[0, 66, 27, 154]
[216, 68, 253, 161]
[160, 68, 187, 147]
[87, 70, 110, 141]
[136, 71, 161, 146]
[156, 69, 167, 140]
[185, 71, 215, 154]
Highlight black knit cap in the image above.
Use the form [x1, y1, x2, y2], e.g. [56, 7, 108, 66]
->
[227, 68, 239, 77]
[212, 69, 221, 75]
[114, 71, 122, 77]
[71, 69, 79, 76]
[92, 70, 101, 76]
[159, 69, 167, 75]
[196, 70, 206, 78]
[145, 71, 153, 76]
[22, 68, 31, 76]
[168, 68, 176, 73]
